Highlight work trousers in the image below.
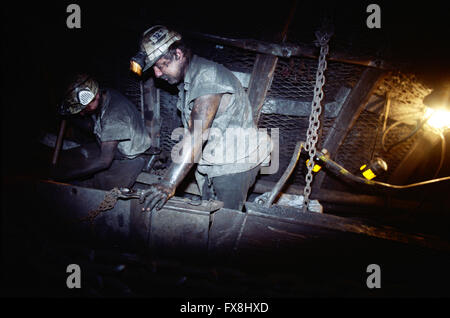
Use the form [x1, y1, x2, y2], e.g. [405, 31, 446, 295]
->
[201, 166, 260, 211]
[67, 142, 147, 191]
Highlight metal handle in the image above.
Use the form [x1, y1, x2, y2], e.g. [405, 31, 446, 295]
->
[263, 141, 303, 207]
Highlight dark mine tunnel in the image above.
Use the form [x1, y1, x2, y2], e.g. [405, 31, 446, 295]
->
[2, 0, 450, 309]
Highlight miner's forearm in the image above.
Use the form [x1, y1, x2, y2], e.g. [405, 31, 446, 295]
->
[162, 93, 222, 189]
[162, 136, 202, 187]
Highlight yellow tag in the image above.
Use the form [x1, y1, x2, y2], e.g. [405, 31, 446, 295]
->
[306, 159, 321, 172]
[362, 169, 376, 180]
[360, 164, 367, 171]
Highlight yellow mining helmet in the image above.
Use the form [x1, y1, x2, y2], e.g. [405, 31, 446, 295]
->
[360, 157, 388, 180]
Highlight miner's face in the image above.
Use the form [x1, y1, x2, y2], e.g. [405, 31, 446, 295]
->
[153, 48, 185, 85]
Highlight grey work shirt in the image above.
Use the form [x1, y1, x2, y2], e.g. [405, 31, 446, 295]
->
[93, 88, 151, 159]
[176, 55, 271, 180]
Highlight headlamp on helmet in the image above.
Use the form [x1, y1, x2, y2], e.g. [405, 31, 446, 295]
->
[76, 87, 96, 106]
[129, 25, 182, 76]
[130, 51, 147, 76]
[59, 75, 99, 115]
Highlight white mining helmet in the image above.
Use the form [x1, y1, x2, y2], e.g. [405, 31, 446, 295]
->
[130, 25, 182, 76]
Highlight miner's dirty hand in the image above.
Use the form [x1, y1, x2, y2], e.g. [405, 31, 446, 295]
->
[139, 181, 175, 212]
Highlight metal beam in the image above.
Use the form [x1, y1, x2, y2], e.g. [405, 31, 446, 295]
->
[135, 172, 434, 212]
[261, 86, 351, 117]
[186, 32, 393, 70]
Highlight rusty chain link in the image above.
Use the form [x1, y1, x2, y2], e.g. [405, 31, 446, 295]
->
[303, 30, 332, 212]
[79, 187, 122, 225]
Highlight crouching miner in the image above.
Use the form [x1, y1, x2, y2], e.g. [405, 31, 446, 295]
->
[53, 74, 151, 190]
[130, 25, 271, 211]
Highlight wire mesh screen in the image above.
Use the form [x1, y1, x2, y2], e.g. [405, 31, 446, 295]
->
[120, 73, 143, 110]
[323, 110, 420, 190]
[257, 113, 335, 186]
[257, 108, 420, 192]
[189, 38, 257, 74]
[159, 90, 182, 155]
[269, 57, 365, 102]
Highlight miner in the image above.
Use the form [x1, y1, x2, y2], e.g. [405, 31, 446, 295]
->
[130, 25, 271, 211]
[53, 74, 152, 190]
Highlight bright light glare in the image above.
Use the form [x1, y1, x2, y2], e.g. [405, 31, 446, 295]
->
[425, 107, 450, 129]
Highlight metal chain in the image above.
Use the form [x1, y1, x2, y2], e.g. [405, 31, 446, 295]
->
[303, 30, 332, 212]
[79, 187, 121, 224]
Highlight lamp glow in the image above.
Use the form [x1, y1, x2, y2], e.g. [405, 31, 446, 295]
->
[130, 60, 142, 76]
[425, 107, 450, 130]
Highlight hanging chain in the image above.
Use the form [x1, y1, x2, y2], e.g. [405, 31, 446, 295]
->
[303, 30, 332, 212]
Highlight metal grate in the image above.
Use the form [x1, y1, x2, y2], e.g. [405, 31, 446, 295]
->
[257, 109, 420, 192]
[120, 73, 143, 110]
[189, 38, 365, 103]
[269, 57, 364, 102]
[327, 110, 419, 188]
[189, 38, 257, 74]
[159, 90, 182, 155]
[257, 113, 334, 186]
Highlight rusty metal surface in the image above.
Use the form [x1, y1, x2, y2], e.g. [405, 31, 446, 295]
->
[148, 204, 211, 258]
[32, 180, 450, 259]
[35, 180, 222, 256]
[36, 181, 132, 243]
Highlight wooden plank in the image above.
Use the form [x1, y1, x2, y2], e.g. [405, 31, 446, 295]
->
[312, 68, 385, 191]
[247, 54, 278, 122]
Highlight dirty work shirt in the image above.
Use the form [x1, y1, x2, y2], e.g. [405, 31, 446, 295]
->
[93, 88, 151, 158]
[176, 55, 271, 182]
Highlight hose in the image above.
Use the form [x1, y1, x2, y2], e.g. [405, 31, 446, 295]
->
[381, 118, 426, 153]
[316, 151, 450, 190]
[432, 131, 446, 179]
